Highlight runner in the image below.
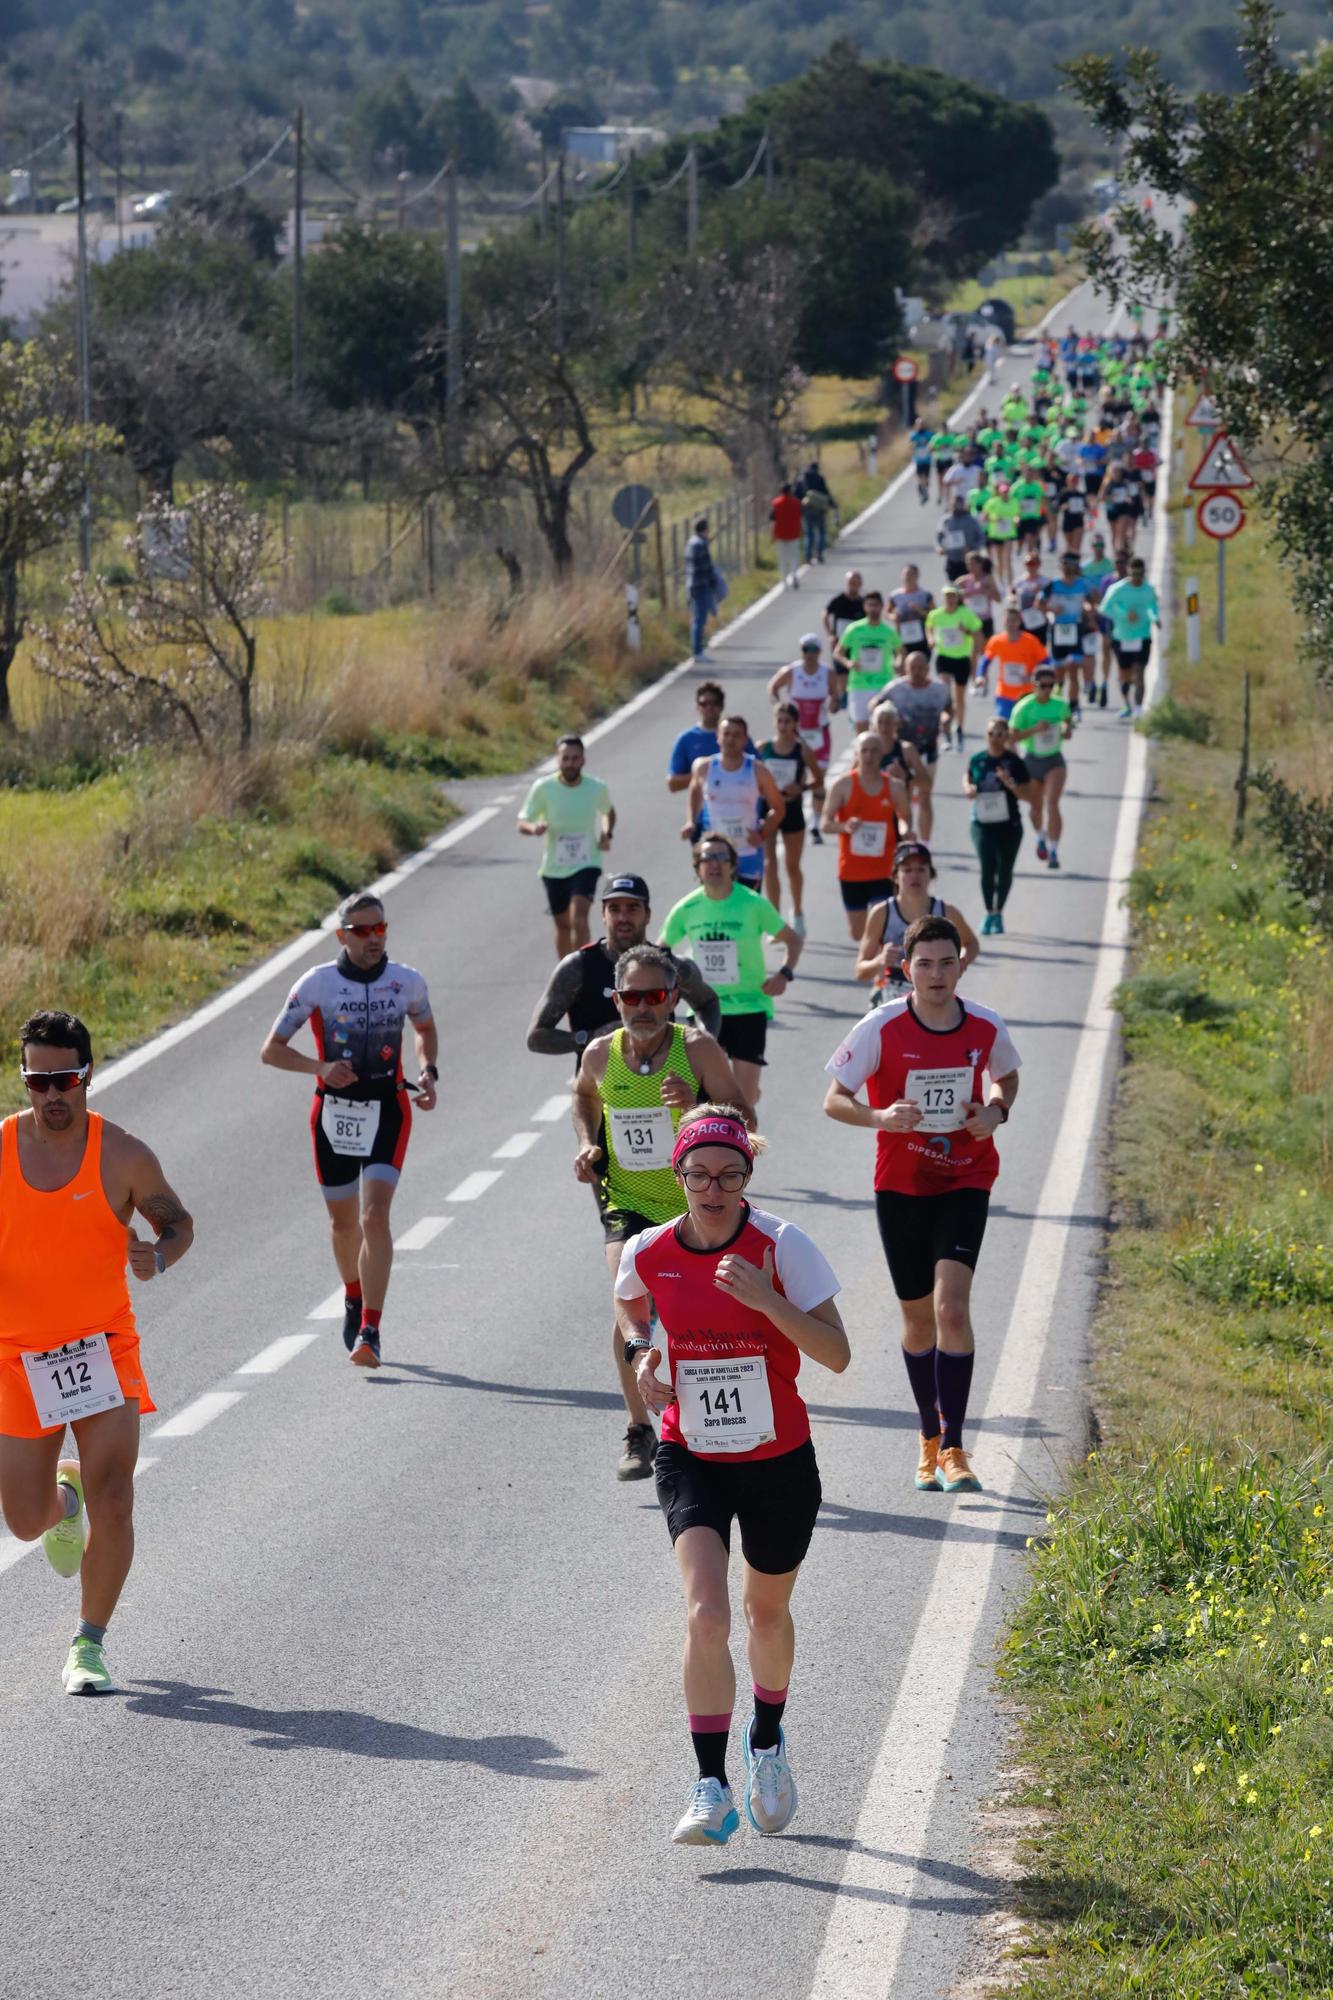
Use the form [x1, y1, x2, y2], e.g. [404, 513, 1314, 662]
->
[832, 589, 901, 733]
[683, 714, 786, 892]
[756, 702, 823, 937]
[1099, 554, 1161, 718]
[823, 916, 1021, 1494]
[937, 495, 986, 583]
[261, 892, 437, 1367]
[821, 731, 901, 941]
[926, 585, 983, 747]
[983, 602, 1048, 722]
[661, 836, 804, 1108]
[614, 1103, 848, 1844]
[964, 719, 1033, 934]
[1009, 664, 1073, 871]
[767, 634, 843, 846]
[888, 565, 935, 658]
[0, 1009, 194, 1695]
[526, 874, 721, 1063]
[1044, 550, 1096, 717]
[980, 478, 1020, 589]
[960, 551, 1002, 695]
[666, 681, 725, 795]
[823, 570, 864, 652]
[571, 947, 747, 1482]
[909, 423, 935, 504]
[877, 650, 952, 836]
[517, 734, 615, 956]
[855, 841, 981, 1005]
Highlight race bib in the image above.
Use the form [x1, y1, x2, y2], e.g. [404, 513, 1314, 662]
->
[942, 529, 965, 552]
[609, 1105, 675, 1171]
[800, 728, 825, 751]
[765, 755, 798, 790]
[905, 1064, 974, 1133]
[321, 1096, 381, 1158]
[676, 1355, 776, 1455]
[1033, 723, 1062, 755]
[23, 1333, 124, 1431]
[712, 817, 750, 849]
[1021, 609, 1046, 632]
[856, 647, 883, 676]
[1066, 497, 1085, 517]
[555, 831, 592, 869]
[850, 821, 887, 858]
[934, 625, 962, 652]
[695, 938, 739, 985]
[1119, 637, 1144, 655]
[898, 618, 925, 645]
[974, 789, 1010, 824]
[1054, 620, 1078, 647]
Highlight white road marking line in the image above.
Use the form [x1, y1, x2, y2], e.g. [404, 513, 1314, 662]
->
[308, 1288, 344, 1321]
[394, 1214, 453, 1251]
[492, 1132, 540, 1159]
[135, 1456, 158, 1477]
[445, 1170, 502, 1202]
[235, 1333, 321, 1375]
[807, 364, 1170, 2000]
[150, 1390, 247, 1439]
[532, 1095, 572, 1123]
[0, 1537, 33, 1577]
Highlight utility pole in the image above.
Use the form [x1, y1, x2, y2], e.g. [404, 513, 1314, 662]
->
[74, 98, 93, 572]
[555, 153, 566, 356]
[538, 136, 548, 239]
[764, 127, 774, 199]
[291, 105, 304, 399]
[445, 151, 462, 468]
[686, 145, 698, 251]
[625, 147, 636, 269]
[397, 148, 408, 232]
[114, 108, 124, 253]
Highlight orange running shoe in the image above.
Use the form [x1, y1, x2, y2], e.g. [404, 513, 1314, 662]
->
[916, 1434, 942, 1491]
[938, 1445, 982, 1493]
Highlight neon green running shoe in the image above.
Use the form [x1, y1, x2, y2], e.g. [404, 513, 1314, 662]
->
[42, 1459, 85, 1579]
[62, 1636, 115, 1696]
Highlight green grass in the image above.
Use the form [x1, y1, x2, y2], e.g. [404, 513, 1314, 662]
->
[994, 438, 1333, 1993]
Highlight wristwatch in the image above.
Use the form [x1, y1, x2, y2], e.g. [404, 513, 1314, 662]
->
[422, 1064, 439, 1082]
[623, 1336, 651, 1367]
[777, 965, 795, 981]
[989, 1101, 1009, 1124]
[154, 1249, 167, 1275]
[574, 1029, 589, 1047]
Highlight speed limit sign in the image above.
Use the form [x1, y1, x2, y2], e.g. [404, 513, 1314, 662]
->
[892, 357, 918, 384]
[1197, 491, 1246, 540]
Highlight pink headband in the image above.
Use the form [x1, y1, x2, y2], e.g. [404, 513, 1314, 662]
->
[672, 1116, 754, 1173]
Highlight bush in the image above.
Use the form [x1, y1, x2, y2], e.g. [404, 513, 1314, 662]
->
[1139, 695, 1213, 743]
[1172, 1223, 1333, 1311]
[1252, 768, 1333, 930]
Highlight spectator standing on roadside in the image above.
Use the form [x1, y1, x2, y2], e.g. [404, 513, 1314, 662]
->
[685, 517, 723, 665]
[797, 462, 836, 566]
[771, 483, 804, 590]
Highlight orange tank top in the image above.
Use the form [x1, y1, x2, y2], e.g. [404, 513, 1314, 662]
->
[0, 1113, 136, 1348]
[837, 768, 899, 882]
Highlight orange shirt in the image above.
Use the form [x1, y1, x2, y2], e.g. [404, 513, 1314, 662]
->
[0, 1113, 136, 1347]
[836, 769, 898, 882]
[984, 630, 1047, 702]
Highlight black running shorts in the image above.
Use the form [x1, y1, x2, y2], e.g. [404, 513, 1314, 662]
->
[875, 1186, 991, 1300]
[654, 1438, 822, 1575]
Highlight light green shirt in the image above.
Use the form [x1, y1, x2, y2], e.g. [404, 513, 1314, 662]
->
[926, 605, 982, 659]
[661, 884, 786, 1018]
[839, 618, 901, 694]
[519, 773, 611, 878]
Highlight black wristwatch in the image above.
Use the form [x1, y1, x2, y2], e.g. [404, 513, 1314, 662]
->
[574, 1029, 589, 1047]
[623, 1337, 651, 1367]
[989, 1101, 1009, 1123]
[422, 1064, 439, 1083]
[777, 965, 795, 981]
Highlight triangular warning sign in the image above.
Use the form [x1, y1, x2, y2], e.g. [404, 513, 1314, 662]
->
[1188, 431, 1255, 492]
[1185, 390, 1221, 428]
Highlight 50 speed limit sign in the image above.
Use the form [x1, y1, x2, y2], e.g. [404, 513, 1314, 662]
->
[1197, 491, 1246, 540]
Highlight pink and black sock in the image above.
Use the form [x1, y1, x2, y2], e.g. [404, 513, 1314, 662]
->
[901, 1346, 941, 1438]
[689, 1711, 731, 1785]
[936, 1350, 975, 1451]
[750, 1682, 788, 1752]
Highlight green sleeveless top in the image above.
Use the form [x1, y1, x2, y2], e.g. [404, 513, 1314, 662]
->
[601, 1024, 696, 1222]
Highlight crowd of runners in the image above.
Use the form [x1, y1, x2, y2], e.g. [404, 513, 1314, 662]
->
[0, 318, 1166, 1851]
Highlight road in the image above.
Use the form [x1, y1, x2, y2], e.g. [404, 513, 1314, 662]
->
[0, 279, 1169, 1999]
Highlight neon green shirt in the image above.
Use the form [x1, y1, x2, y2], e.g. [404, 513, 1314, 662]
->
[982, 493, 1021, 541]
[519, 773, 611, 877]
[1011, 479, 1046, 519]
[1010, 692, 1071, 758]
[661, 884, 786, 1018]
[838, 618, 901, 693]
[926, 604, 982, 659]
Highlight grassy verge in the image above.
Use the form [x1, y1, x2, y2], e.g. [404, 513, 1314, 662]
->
[994, 455, 1333, 1991]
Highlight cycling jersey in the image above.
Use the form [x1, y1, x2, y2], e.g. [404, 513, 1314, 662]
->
[272, 954, 433, 1099]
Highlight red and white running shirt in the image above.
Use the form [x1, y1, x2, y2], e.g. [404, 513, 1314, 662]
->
[615, 1205, 839, 1461]
[825, 996, 1020, 1195]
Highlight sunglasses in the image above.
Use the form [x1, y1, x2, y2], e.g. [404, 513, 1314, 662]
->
[617, 988, 670, 1007]
[21, 1064, 90, 1094]
[344, 922, 387, 939]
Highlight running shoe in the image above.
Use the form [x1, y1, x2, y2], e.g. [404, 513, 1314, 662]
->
[1048, 852, 1061, 871]
[671, 1777, 740, 1846]
[1118, 704, 1133, 720]
[43, 1460, 85, 1579]
[617, 1422, 656, 1481]
[809, 826, 824, 847]
[62, 1636, 115, 1695]
[743, 1721, 798, 1834]
[938, 1446, 982, 1493]
[351, 1331, 381, 1370]
[789, 912, 807, 938]
[1098, 684, 1108, 709]
[341, 1295, 361, 1353]
[992, 912, 1005, 935]
[1035, 837, 1048, 862]
[916, 1433, 942, 1491]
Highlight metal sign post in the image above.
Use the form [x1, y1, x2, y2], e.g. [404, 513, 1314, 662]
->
[612, 484, 656, 653]
[1217, 540, 1226, 646]
[1195, 491, 1246, 647]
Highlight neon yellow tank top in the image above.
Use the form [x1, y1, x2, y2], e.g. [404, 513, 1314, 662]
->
[601, 1025, 696, 1222]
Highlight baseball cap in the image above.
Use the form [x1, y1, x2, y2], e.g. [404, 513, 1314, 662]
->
[895, 840, 932, 868]
[799, 633, 821, 652]
[601, 874, 649, 904]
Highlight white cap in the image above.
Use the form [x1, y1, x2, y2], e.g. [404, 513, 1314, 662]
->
[798, 632, 822, 652]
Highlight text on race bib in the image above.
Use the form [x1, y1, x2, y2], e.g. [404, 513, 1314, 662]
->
[321, 1097, 382, 1158]
[695, 938, 739, 985]
[850, 821, 888, 858]
[1032, 723, 1062, 755]
[1054, 621, 1078, 646]
[23, 1333, 124, 1430]
[943, 529, 965, 551]
[856, 648, 883, 675]
[608, 1105, 676, 1171]
[676, 1355, 776, 1454]
[935, 625, 962, 651]
[712, 817, 749, 849]
[898, 618, 924, 645]
[800, 728, 825, 750]
[974, 789, 1010, 824]
[1021, 609, 1046, 631]
[905, 1065, 974, 1133]
[1119, 637, 1144, 654]
[765, 756, 799, 789]
[554, 831, 592, 869]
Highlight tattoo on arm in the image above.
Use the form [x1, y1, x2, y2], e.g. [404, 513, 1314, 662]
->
[141, 1192, 190, 1240]
[527, 958, 584, 1051]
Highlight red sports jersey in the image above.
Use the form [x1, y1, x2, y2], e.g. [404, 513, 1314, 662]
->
[614, 1205, 839, 1462]
[825, 996, 1021, 1195]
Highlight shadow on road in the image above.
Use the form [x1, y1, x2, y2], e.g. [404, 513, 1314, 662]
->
[120, 1680, 596, 1780]
[362, 1364, 624, 1410]
[815, 1495, 1037, 1552]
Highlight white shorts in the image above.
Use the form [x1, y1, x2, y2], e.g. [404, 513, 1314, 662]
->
[848, 688, 881, 726]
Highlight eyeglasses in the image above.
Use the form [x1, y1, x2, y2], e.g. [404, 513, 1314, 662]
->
[345, 922, 387, 939]
[21, 1064, 90, 1094]
[616, 988, 670, 1007]
[681, 1166, 750, 1193]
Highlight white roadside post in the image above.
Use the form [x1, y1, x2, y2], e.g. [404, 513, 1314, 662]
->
[1186, 576, 1201, 665]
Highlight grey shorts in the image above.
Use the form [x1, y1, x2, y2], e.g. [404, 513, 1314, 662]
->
[1025, 750, 1066, 782]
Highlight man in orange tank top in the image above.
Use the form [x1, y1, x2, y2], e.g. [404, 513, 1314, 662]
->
[0, 1010, 193, 1696]
[820, 732, 908, 942]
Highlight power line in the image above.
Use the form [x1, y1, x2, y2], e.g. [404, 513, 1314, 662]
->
[722, 132, 768, 193]
[5, 120, 74, 171]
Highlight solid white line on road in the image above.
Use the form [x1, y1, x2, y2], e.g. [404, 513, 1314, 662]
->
[307, 1288, 344, 1321]
[135, 1456, 159, 1477]
[151, 1391, 247, 1440]
[235, 1333, 321, 1375]
[807, 374, 1172, 2000]
[492, 1132, 540, 1159]
[532, 1095, 572, 1123]
[394, 1214, 453, 1251]
[445, 1170, 503, 1202]
[0, 1537, 33, 1577]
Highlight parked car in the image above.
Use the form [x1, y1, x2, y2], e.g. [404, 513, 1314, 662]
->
[55, 193, 117, 214]
[131, 189, 174, 220]
[976, 296, 1017, 344]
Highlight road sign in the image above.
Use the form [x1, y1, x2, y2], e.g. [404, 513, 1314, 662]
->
[891, 357, 918, 384]
[611, 483, 656, 530]
[1197, 492, 1246, 540]
[1188, 431, 1255, 492]
[1185, 390, 1221, 430]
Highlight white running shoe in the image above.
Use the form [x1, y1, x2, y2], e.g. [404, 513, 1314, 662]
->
[671, 1776, 740, 1846]
[743, 1721, 798, 1834]
[789, 912, 807, 937]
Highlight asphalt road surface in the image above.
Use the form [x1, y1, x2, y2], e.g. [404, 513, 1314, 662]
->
[1, 279, 1170, 2000]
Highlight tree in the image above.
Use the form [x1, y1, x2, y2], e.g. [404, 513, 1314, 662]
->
[421, 76, 507, 177]
[1066, 0, 1333, 678]
[529, 90, 604, 151]
[300, 223, 448, 414]
[33, 486, 276, 751]
[0, 339, 117, 731]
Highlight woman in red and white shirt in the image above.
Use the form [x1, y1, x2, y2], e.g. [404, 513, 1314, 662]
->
[615, 1104, 847, 1850]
